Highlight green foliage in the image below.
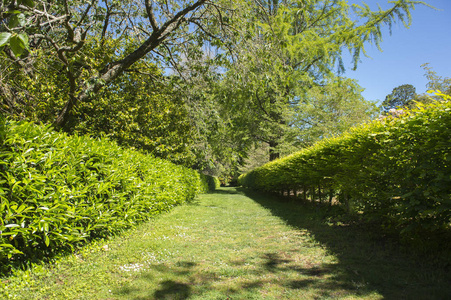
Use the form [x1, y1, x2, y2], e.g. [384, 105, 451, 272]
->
[0, 121, 205, 269]
[69, 64, 196, 165]
[295, 77, 378, 146]
[0, 46, 69, 120]
[1, 0, 432, 178]
[239, 95, 451, 237]
[0, 37, 196, 166]
[0, 0, 435, 181]
[0, 113, 5, 145]
[381, 84, 416, 113]
[1, 0, 230, 127]
[199, 174, 221, 193]
[0, 2, 32, 57]
[422, 63, 451, 96]
[238, 143, 270, 175]
[214, 0, 423, 160]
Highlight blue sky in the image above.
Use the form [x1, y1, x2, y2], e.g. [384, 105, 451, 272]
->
[343, 0, 451, 104]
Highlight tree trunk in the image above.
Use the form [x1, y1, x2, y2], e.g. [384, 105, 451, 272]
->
[269, 140, 279, 161]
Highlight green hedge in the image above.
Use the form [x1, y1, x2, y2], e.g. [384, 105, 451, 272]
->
[199, 173, 221, 193]
[239, 95, 451, 236]
[0, 121, 207, 264]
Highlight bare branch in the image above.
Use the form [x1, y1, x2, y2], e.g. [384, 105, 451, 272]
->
[76, 0, 95, 27]
[157, 0, 208, 40]
[163, 44, 188, 80]
[145, 0, 159, 31]
[62, 0, 75, 42]
[101, 1, 113, 40]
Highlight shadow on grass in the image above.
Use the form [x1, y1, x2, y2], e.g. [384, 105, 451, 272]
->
[211, 187, 244, 195]
[240, 188, 451, 300]
[114, 262, 196, 299]
[153, 280, 191, 299]
[114, 188, 451, 300]
[115, 246, 369, 300]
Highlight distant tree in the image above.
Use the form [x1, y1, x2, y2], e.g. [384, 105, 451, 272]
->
[407, 64, 451, 108]
[295, 78, 378, 146]
[238, 143, 270, 175]
[381, 84, 416, 113]
[421, 63, 451, 96]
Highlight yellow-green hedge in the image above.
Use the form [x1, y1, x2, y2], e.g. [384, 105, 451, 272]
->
[199, 173, 221, 193]
[239, 94, 451, 235]
[0, 121, 207, 267]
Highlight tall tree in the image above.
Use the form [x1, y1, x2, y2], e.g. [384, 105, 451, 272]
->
[381, 84, 417, 113]
[217, 0, 427, 160]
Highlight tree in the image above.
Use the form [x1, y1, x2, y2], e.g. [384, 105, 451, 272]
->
[168, 51, 250, 179]
[69, 55, 197, 166]
[0, 0, 231, 127]
[238, 143, 270, 175]
[216, 0, 428, 160]
[0, 0, 431, 172]
[421, 63, 451, 96]
[381, 84, 417, 113]
[403, 64, 451, 109]
[294, 78, 378, 146]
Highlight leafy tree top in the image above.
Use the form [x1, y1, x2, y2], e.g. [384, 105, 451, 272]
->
[381, 84, 416, 112]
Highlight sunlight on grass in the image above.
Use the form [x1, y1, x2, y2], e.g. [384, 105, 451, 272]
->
[1, 187, 450, 299]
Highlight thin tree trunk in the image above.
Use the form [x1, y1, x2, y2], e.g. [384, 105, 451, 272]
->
[269, 140, 279, 161]
[311, 186, 316, 202]
[303, 185, 307, 202]
[318, 185, 322, 203]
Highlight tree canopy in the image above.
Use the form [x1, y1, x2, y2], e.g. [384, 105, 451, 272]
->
[0, 0, 431, 177]
[381, 84, 417, 113]
[379, 65, 451, 114]
[212, 0, 425, 160]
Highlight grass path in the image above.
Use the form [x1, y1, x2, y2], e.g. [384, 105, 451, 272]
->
[2, 188, 450, 299]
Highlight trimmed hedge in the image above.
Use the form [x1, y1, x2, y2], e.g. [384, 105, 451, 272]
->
[239, 96, 451, 236]
[199, 173, 221, 192]
[0, 121, 211, 264]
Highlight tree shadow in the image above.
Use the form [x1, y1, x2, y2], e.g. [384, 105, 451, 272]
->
[114, 261, 197, 300]
[117, 250, 368, 300]
[240, 188, 451, 299]
[211, 188, 243, 195]
[258, 250, 367, 298]
[153, 280, 191, 300]
[112, 188, 451, 299]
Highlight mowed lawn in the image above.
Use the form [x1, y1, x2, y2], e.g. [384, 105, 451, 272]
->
[2, 188, 450, 299]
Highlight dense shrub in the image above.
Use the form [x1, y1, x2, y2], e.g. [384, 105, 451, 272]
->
[0, 121, 206, 265]
[239, 95, 451, 236]
[199, 174, 221, 193]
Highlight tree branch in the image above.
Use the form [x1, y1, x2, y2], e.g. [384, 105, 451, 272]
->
[145, 0, 159, 31]
[55, 0, 209, 127]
